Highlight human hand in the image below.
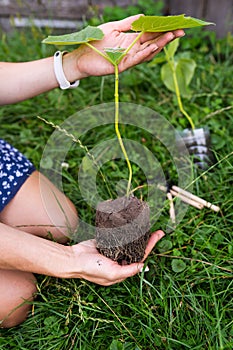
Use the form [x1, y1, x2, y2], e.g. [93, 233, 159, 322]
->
[63, 14, 185, 81]
[66, 230, 164, 286]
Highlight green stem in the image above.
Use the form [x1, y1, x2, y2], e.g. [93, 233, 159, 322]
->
[86, 42, 113, 64]
[114, 64, 132, 197]
[112, 32, 145, 196]
[164, 47, 195, 130]
[117, 31, 144, 63]
[86, 41, 136, 197]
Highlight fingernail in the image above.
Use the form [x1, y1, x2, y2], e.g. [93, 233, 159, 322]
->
[152, 44, 158, 52]
[166, 33, 175, 41]
[140, 265, 150, 273]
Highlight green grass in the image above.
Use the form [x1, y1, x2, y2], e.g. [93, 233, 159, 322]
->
[0, 17, 233, 350]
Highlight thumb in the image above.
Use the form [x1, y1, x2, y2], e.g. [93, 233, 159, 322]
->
[109, 14, 144, 32]
[142, 230, 165, 261]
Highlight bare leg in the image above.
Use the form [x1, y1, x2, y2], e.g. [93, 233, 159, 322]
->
[0, 170, 78, 242]
[0, 170, 78, 327]
[0, 270, 37, 328]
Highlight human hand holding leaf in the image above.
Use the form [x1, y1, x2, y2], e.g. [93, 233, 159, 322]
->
[42, 14, 213, 79]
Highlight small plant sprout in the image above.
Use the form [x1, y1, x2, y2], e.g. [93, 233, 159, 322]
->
[162, 38, 196, 130]
[42, 14, 214, 197]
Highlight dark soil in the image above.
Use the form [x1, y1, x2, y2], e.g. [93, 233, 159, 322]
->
[95, 196, 150, 265]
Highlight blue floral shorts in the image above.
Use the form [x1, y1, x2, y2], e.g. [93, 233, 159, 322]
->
[0, 139, 36, 212]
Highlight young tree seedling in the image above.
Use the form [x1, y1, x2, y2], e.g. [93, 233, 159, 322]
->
[43, 14, 214, 197]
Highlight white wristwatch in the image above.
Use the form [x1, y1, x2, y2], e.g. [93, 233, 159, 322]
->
[53, 51, 80, 90]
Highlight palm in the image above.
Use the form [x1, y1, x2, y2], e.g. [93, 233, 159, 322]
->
[75, 15, 184, 78]
[71, 230, 164, 286]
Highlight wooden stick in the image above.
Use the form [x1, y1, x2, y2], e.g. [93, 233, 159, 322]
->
[157, 184, 167, 193]
[167, 192, 176, 223]
[172, 186, 220, 212]
[157, 184, 203, 209]
[170, 189, 204, 209]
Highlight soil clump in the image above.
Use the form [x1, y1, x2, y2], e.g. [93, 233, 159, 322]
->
[95, 196, 150, 265]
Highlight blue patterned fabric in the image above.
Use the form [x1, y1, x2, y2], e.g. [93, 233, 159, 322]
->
[0, 139, 36, 211]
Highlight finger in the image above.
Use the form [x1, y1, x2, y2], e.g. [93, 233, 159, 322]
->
[138, 31, 185, 63]
[141, 47, 164, 63]
[130, 32, 176, 65]
[142, 230, 165, 261]
[154, 31, 176, 47]
[139, 32, 164, 43]
[119, 43, 159, 69]
[109, 261, 144, 283]
[141, 30, 185, 51]
[140, 38, 159, 51]
[173, 29, 185, 38]
[100, 14, 144, 32]
[140, 28, 185, 43]
[93, 262, 144, 286]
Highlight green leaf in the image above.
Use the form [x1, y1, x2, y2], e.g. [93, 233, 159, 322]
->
[166, 38, 180, 60]
[161, 57, 196, 97]
[149, 39, 179, 66]
[109, 340, 124, 350]
[161, 62, 175, 92]
[104, 47, 125, 64]
[82, 156, 97, 175]
[131, 14, 215, 32]
[149, 55, 166, 66]
[157, 239, 173, 253]
[171, 259, 186, 273]
[121, 71, 143, 87]
[42, 26, 104, 45]
[40, 156, 53, 169]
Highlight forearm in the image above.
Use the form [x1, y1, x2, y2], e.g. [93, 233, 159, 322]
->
[0, 58, 59, 105]
[0, 222, 73, 277]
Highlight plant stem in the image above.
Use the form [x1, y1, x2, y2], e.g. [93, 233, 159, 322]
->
[86, 42, 113, 64]
[114, 64, 132, 197]
[87, 37, 146, 197]
[117, 31, 144, 64]
[113, 32, 145, 196]
[164, 47, 195, 130]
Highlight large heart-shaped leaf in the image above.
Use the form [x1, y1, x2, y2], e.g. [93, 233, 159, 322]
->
[42, 26, 104, 45]
[161, 57, 196, 97]
[131, 14, 214, 32]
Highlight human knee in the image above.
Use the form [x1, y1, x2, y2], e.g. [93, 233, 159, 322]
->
[48, 199, 79, 243]
[0, 169, 79, 243]
[1, 300, 33, 328]
[0, 273, 37, 328]
[37, 171, 79, 243]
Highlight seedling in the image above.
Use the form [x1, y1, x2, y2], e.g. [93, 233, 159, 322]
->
[150, 28, 216, 168]
[151, 37, 196, 129]
[43, 15, 214, 263]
